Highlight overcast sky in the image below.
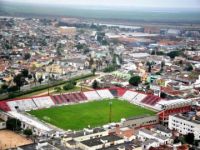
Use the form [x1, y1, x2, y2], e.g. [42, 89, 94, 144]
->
[2, 0, 200, 9]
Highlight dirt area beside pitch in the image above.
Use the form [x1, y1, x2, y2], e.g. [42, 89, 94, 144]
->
[0, 130, 33, 150]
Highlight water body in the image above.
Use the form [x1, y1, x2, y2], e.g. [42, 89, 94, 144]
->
[1, 2, 200, 23]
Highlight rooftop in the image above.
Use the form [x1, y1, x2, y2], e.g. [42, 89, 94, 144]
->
[81, 134, 123, 147]
[154, 125, 171, 134]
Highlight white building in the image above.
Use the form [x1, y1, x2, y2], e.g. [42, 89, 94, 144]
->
[137, 128, 171, 145]
[168, 114, 200, 140]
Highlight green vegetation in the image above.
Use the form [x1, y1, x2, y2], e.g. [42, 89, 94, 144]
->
[103, 64, 119, 73]
[6, 118, 21, 131]
[54, 87, 62, 94]
[29, 99, 155, 130]
[0, 73, 94, 100]
[184, 133, 195, 145]
[129, 76, 141, 86]
[63, 81, 75, 91]
[24, 53, 31, 60]
[167, 50, 183, 59]
[185, 63, 193, 71]
[92, 80, 99, 89]
[23, 129, 33, 137]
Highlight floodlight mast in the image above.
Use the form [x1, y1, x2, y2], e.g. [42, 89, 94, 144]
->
[109, 101, 112, 123]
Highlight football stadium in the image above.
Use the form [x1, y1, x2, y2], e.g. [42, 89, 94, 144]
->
[29, 99, 155, 130]
[0, 87, 193, 135]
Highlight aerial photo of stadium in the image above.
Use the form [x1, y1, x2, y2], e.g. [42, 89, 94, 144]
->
[1, 0, 200, 149]
[29, 99, 155, 130]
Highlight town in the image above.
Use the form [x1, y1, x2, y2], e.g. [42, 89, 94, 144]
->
[0, 16, 200, 150]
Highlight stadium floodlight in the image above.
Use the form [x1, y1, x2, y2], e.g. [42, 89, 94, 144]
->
[109, 101, 112, 123]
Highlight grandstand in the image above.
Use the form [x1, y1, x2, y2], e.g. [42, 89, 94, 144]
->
[47, 92, 87, 105]
[83, 91, 101, 100]
[132, 93, 147, 104]
[0, 101, 10, 111]
[122, 90, 138, 101]
[141, 95, 161, 106]
[109, 88, 127, 97]
[0, 88, 197, 113]
[7, 98, 37, 111]
[96, 89, 114, 99]
[32, 96, 55, 109]
[155, 99, 192, 110]
[157, 99, 192, 121]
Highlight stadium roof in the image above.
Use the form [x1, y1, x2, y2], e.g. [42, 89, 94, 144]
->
[157, 99, 192, 106]
[8, 111, 52, 132]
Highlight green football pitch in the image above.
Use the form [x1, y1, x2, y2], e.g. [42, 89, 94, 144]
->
[29, 99, 155, 130]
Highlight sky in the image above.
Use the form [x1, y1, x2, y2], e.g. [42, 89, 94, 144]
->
[2, 0, 200, 10]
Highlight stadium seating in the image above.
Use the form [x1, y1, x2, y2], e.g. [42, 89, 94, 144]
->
[96, 89, 114, 99]
[33, 96, 55, 108]
[132, 93, 147, 103]
[141, 95, 161, 106]
[51, 92, 88, 104]
[109, 87, 127, 97]
[116, 88, 127, 97]
[6, 101, 18, 111]
[121, 90, 138, 102]
[0, 88, 163, 113]
[7, 99, 37, 111]
[83, 91, 101, 100]
[0, 101, 11, 111]
[109, 89, 118, 97]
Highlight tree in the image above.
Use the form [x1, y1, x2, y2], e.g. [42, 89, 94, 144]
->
[56, 43, 63, 56]
[173, 137, 181, 144]
[7, 86, 18, 92]
[167, 50, 182, 59]
[38, 76, 43, 84]
[21, 69, 29, 77]
[160, 92, 167, 98]
[1, 84, 8, 90]
[54, 87, 62, 94]
[184, 133, 194, 145]
[24, 53, 31, 60]
[83, 48, 90, 54]
[92, 80, 99, 89]
[129, 76, 141, 86]
[28, 74, 32, 79]
[76, 43, 84, 50]
[30, 64, 37, 71]
[146, 61, 152, 73]
[186, 63, 193, 71]
[92, 68, 96, 76]
[103, 65, 118, 73]
[63, 82, 75, 91]
[6, 118, 21, 131]
[23, 129, 33, 137]
[161, 61, 165, 69]
[13, 74, 23, 90]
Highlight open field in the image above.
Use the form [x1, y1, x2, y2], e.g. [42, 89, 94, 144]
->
[29, 99, 155, 130]
[0, 130, 33, 150]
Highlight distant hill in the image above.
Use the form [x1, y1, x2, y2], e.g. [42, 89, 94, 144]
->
[1, 2, 200, 23]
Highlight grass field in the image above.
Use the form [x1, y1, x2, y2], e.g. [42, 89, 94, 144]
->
[29, 99, 155, 130]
